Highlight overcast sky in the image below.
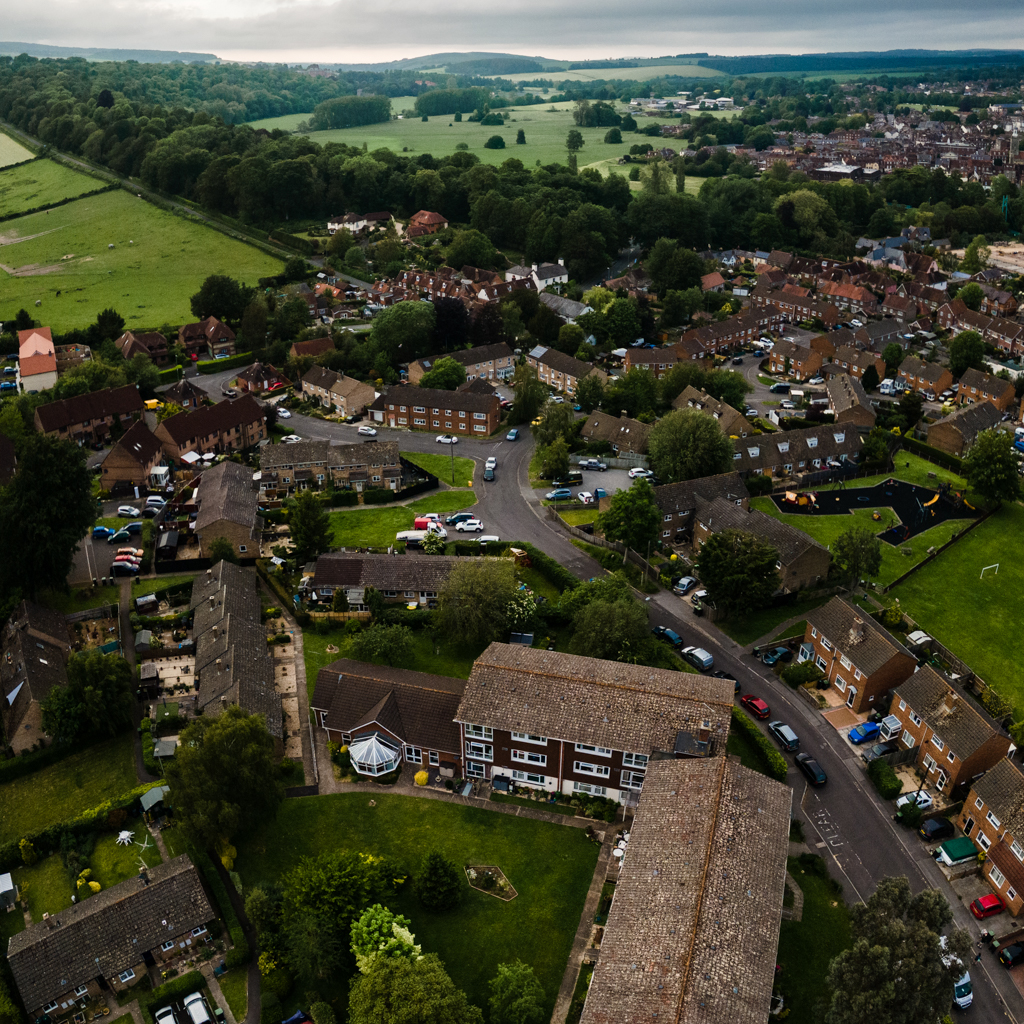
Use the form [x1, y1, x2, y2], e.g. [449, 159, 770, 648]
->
[6, 0, 1024, 63]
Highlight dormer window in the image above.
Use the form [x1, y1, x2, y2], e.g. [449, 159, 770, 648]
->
[807, 437, 818, 448]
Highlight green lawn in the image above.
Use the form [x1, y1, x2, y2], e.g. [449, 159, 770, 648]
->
[330, 492, 477, 548]
[0, 132, 34, 169]
[89, 817, 163, 889]
[777, 856, 852, 1024]
[717, 597, 830, 646]
[136, 573, 196, 603]
[0, 897, 24, 943]
[0, 190, 283, 331]
[12, 854, 75, 920]
[559, 508, 597, 527]
[38, 583, 121, 614]
[401, 450, 476, 487]
[0, 732, 138, 846]
[891, 502, 1024, 712]
[236, 793, 599, 1017]
[217, 970, 247, 1020]
[0, 158, 106, 216]
[816, 452, 968, 492]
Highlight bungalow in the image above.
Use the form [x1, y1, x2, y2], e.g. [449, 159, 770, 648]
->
[825, 374, 876, 429]
[956, 367, 1016, 411]
[579, 410, 652, 455]
[177, 317, 235, 361]
[673, 386, 752, 437]
[526, 346, 606, 396]
[235, 361, 289, 394]
[34, 384, 143, 445]
[897, 356, 953, 399]
[327, 211, 393, 234]
[100, 421, 167, 492]
[159, 377, 206, 409]
[926, 402, 1003, 457]
[309, 553, 471, 608]
[855, 319, 907, 351]
[368, 387, 500, 435]
[539, 292, 593, 323]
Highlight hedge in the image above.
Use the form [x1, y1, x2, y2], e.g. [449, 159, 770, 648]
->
[143, 971, 206, 1024]
[268, 230, 314, 255]
[868, 757, 903, 800]
[195, 352, 255, 374]
[256, 561, 295, 610]
[362, 488, 398, 505]
[730, 708, 788, 782]
[515, 542, 579, 592]
[193, 850, 251, 967]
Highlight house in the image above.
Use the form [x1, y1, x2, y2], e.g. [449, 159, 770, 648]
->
[826, 374, 876, 429]
[956, 368, 1016, 411]
[579, 411, 652, 455]
[0, 601, 71, 753]
[328, 211, 392, 234]
[855, 319, 906, 351]
[177, 317, 235, 360]
[193, 461, 264, 562]
[297, 365, 375, 417]
[54, 343, 92, 374]
[623, 346, 680, 377]
[676, 307, 784, 357]
[692, 496, 830, 593]
[454, 643, 734, 802]
[116, 330, 169, 365]
[798, 597, 916, 713]
[506, 261, 569, 291]
[290, 336, 336, 360]
[882, 294, 919, 322]
[731, 425, 861, 479]
[889, 667, 1011, 797]
[258, 440, 402, 495]
[311, 660, 465, 777]
[408, 343, 515, 384]
[831, 345, 885, 383]
[159, 377, 206, 409]
[368, 387, 500, 436]
[34, 384, 143, 444]
[235, 362, 289, 395]
[7, 856, 215, 1020]
[309, 553, 471, 608]
[190, 562, 282, 741]
[638, 472, 748, 545]
[404, 209, 448, 238]
[818, 281, 879, 315]
[672, 386, 752, 437]
[602, 268, 651, 296]
[926, 402, 1003, 456]
[897, 356, 953, 398]
[977, 284, 1018, 317]
[526, 347, 606, 396]
[701, 271, 726, 292]
[956, 759, 1024, 916]
[100, 421, 167, 492]
[767, 339, 823, 380]
[539, 292, 593, 323]
[154, 395, 266, 462]
[18, 327, 58, 392]
[579, 758, 790, 1024]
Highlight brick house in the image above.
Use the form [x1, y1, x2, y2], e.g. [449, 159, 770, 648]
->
[526, 346, 607, 396]
[408, 342, 515, 384]
[889, 667, 1011, 796]
[154, 395, 266, 462]
[701, 271, 726, 292]
[693, 495, 829, 593]
[825, 374, 876, 429]
[34, 384, 143, 444]
[235, 362, 289, 394]
[623, 346, 679, 377]
[116, 330, 169, 365]
[832, 345, 885, 382]
[405, 209, 449, 238]
[731, 424, 862, 479]
[881, 294, 919, 322]
[638, 472, 748, 545]
[673, 386, 752, 437]
[926, 402, 1002, 457]
[956, 368, 1016, 411]
[767, 339, 822, 380]
[897, 356, 953, 398]
[798, 598, 916, 713]
[258, 440, 401, 495]
[678, 307, 784, 357]
[818, 281, 879, 315]
[7, 856, 214, 1019]
[160, 377, 206, 409]
[956, 759, 1024, 916]
[177, 317, 235, 360]
[579, 411, 652, 455]
[193, 462, 264, 564]
[368, 387, 500, 436]
[100, 421, 166, 491]
[309, 553, 472, 608]
[977, 284, 1018, 317]
[299, 365, 375, 417]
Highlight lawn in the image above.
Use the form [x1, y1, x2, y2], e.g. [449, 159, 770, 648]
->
[489, 64, 727, 83]
[236, 792, 599, 1017]
[823, 452, 967, 492]
[12, 854, 74, 919]
[0, 190, 283, 331]
[329, 492, 477, 548]
[891, 502, 1024, 712]
[0, 158, 106, 216]
[401, 449, 475, 487]
[717, 596, 830, 646]
[38, 583, 121, 614]
[217, 970, 247, 1020]
[85, 816, 164, 890]
[777, 855, 852, 1024]
[0, 732, 138, 846]
[136, 573, 196, 603]
[559, 508, 597, 527]
[0, 132, 34, 169]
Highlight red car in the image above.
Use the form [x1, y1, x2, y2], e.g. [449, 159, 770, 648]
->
[740, 695, 770, 719]
[971, 893, 1004, 920]
[267, 381, 286, 391]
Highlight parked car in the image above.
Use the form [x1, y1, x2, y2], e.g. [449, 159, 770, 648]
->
[712, 670, 738, 693]
[446, 513, 476, 526]
[651, 626, 683, 648]
[780, 400, 796, 410]
[895, 790, 934, 811]
[436, 434, 458, 444]
[740, 695, 770, 719]
[672, 576, 697, 596]
[628, 467, 653, 479]
[999, 943, 1024, 968]
[222, 388, 237, 397]
[545, 488, 573, 501]
[578, 458, 607, 471]
[769, 382, 790, 394]
[731, 356, 743, 365]
[117, 547, 143, 557]
[142, 505, 162, 518]
[860, 741, 897, 763]
[357, 425, 377, 436]
[795, 753, 827, 785]
[760, 646, 792, 666]
[550, 395, 565, 404]
[506, 428, 519, 441]
[455, 518, 484, 532]
[485, 457, 497, 470]
[807, 375, 825, 385]
[744, 408, 758, 418]
[110, 562, 139, 576]
[690, 589, 708, 605]
[0, 381, 18, 391]
[125, 522, 143, 535]
[578, 491, 595, 504]
[593, 488, 608, 500]
[117, 505, 141, 518]
[971, 893, 1005, 920]
[483, 468, 494, 481]
[767, 720, 799, 752]
[184, 992, 212, 1024]
[154, 1008, 178, 1024]
[680, 646, 714, 671]
[848, 722, 881, 745]
[92, 526, 114, 539]
[280, 435, 302, 443]
[918, 817, 955, 842]
[277, 408, 292, 419]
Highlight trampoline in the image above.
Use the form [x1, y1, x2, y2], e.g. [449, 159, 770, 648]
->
[770, 478, 979, 545]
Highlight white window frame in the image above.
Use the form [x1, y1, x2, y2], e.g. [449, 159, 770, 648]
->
[978, 831, 992, 851]
[575, 743, 613, 756]
[976, 796, 984, 809]
[620, 770, 645, 790]
[511, 769, 546, 786]
[428, 751, 439, 766]
[512, 749, 547, 766]
[931, 736, 944, 752]
[162, 940, 176, 951]
[118, 969, 135, 983]
[404, 746, 422, 764]
[990, 865, 1007, 889]
[622, 752, 648, 769]
[74, 986, 89, 997]
[466, 761, 486, 778]
[511, 732, 547, 746]
[987, 811, 1002, 828]
[902, 730, 915, 747]
[574, 761, 611, 778]
[43, 1003, 59, 1014]
[464, 724, 492, 740]
[573, 781, 607, 796]
[466, 741, 493, 761]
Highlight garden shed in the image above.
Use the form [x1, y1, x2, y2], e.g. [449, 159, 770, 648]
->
[0, 872, 16, 911]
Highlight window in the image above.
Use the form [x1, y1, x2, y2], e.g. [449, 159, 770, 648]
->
[663, 530, 671, 538]
[990, 865, 1007, 889]
[445, 422, 452, 429]
[74, 986, 90, 997]
[466, 742, 493, 761]
[429, 751, 439, 766]
[835, 676, 846, 692]
[512, 749, 547, 766]
[820, 637, 832, 652]
[1009, 888, 1018, 903]
[573, 781, 606, 796]
[432, 419, 440, 427]
[1012, 840, 1024, 862]
[465, 724, 492, 740]
[622, 752, 648, 769]
[43, 1003, 59, 1014]
[931, 737, 944, 752]
[839, 654, 851, 671]
[987, 811, 1002, 828]
[575, 743, 612, 756]
[466, 761, 486, 778]
[511, 732, 547, 745]
[620, 771, 645, 790]
[574, 761, 611, 778]
[902, 730, 915, 747]
[909, 711, 922, 727]
[473, 425, 486, 432]
[404, 746, 422, 764]
[978, 832, 992, 851]
[414, 418, 426, 426]
[664, 514, 673, 522]
[473, 412, 486, 420]
[811, 627, 818, 638]
[162, 940, 176, 951]
[898, 699, 906, 711]
[414, 406, 425, 413]
[118, 969, 135, 983]
[976, 796, 984, 809]
[445, 409, 452, 416]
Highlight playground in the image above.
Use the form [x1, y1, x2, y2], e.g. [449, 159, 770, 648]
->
[770, 479, 979, 544]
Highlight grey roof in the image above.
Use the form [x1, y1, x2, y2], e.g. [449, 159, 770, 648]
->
[959, 367, 1015, 398]
[534, 262, 567, 281]
[302, 364, 341, 391]
[898, 355, 947, 384]
[312, 553, 473, 593]
[652, 473, 748, 515]
[528, 346, 599, 381]
[456, 643, 733, 757]
[35, 384, 142, 434]
[825, 374, 873, 416]
[195, 461, 261, 538]
[807, 597, 912, 676]
[973, 758, 1024, 837]
[109, 420, 163, 469]
[580, 411, 652, 454]
[926, 402, 1002, 446]
[7, 855, 213, 1012]
[695, 495, 826, 565]
[731, 424, 862, 475]
[139, 785, 170, 812]
[443, 343, 514, 368]
[581, 758, 791, 1024]
[259, 439, 400, 472]
[673, 387, 752, 437]
[539, 292, 590, 319]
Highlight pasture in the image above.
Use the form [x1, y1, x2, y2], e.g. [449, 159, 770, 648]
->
[0, 158, 107, 217]
[0, 131, 34, 168]
[0, 190, 283, 330]
[487, 63, 727, 83]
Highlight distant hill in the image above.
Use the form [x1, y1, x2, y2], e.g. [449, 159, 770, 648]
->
[332, 51, 568, 72]
[0, 41, 219, 62]
[698, 49, 1024, 75]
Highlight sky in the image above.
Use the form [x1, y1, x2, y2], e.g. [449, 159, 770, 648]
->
[4, 0, 1024, 64]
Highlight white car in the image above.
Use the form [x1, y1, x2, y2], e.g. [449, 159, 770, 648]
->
[420, 513, 442, 522]
[357, 425, 377, 436]
[477, 535, 500, 543]
[807, 376, 825, 385]
[550, 395, 565, 404]
[895, 790, 934, 811]
[280, 435, 302, 443]
[780, 400, 796, 410]
[850, 319, 864, 327]
[155, 1008, 177, 1024]
[578, 491, 595, 504]
[455, 518, 484, 532]
[628, 467, 653, 479]
[436, 434, 458, 444]
[277, 408, 292, 419]
[485, 457, 497, 470]
[117, 505, 141, 517]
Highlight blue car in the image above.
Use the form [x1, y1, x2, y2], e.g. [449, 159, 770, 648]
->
[545, 488, 573, 501]
[651, 626, 683, 648]
[761, 646, 793, 666]
[92, 526, 114, 539]
[848, 722, 881, 745]
[0, 381, 17, 391]
[506, 428, 519, 441]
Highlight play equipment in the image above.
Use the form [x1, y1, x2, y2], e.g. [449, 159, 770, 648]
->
[981, 563, 999, 579]
[783, 491, 818, 508]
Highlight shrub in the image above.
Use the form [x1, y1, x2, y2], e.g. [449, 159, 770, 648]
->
[331, 490, 360, 507]
[515, 542, 579, 592]
[414, 770, 429, 786]
[363, 488, 397, 505]
[730, 708, 787, 782]
[781, 661, 823, 688]
[416, 851, 463, 911]
[744, 474, 773, 496]
[260, 993, 282, 1024]
[484, 135, 506, 149]
[867, 757, 903, 800]
[896, 800, 924, 830]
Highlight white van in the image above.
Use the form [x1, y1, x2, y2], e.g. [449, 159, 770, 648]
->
[879, 378, 895, 396]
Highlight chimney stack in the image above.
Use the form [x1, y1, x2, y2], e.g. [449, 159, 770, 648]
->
[209, 595, 215, 610]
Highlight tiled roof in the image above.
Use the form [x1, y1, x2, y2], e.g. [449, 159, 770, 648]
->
[109, 421, 163, 469]
[312, 553, 472, 593]
[825, 374, 873, 415]
[291, 336, 335, 358]
[529, 346, 597, 380]
[392, 385, 499, 415]
[652, 473, 748, 515]
[673, 387, 751, 437]
[973, 758, 1024, 836]
[834, 345, 878, 371]
[312, 658, 465, 753]
[807, 597, 911, 675]
[581, 758, 791, 1024]
[7, 855, 213, 1012]
[302, 364, 341, 390]
[159, 378, 206, 407]
[195, 461, 261, 536]
[259, 440, 399, 472]
[157, 395, 264, 446]
[580, 411, 652, 454]
[731, 424, 861, 474]
[442, 343, 514, 369]
[894, 666, 1004, 759]
[540, 293, 590, 319]
[898, 356, 947, 384]
[456, 643, 733, 756]
[695, 495, 826, 565]
[959, 367, 1014, 398]
[1, 603, 70, 738]
[927, 402, 1002, 445]
[35, 385, 143, 433]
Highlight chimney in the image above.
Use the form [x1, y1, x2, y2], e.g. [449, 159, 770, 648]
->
[220, 695, 227, 705]
[621, 410, 629, 419]
[558, 258, 565, 267]
[848, 617, 866, 644]
[531, 263, 538, 272]
[212, 625, 218, 637]
[209, 596, 215, 610]
[216, 658, 222, 669]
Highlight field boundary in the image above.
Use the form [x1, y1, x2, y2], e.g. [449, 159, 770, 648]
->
[0, 182, 119, 223]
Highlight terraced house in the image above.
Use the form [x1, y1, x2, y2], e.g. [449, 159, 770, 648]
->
[258, 440, 401, 496]
[308, 553, 472, 608]
[298, 365, 375, 417]
[525, 346, 606, 396]
[34, 384, 143, 444]
[368, 387, 500, 435]
[767, 339, 823, 380]
[640, 472, 748, 545]
[730, 424, 862, 479]
[407, 342, 515, 384]
[154, 395, 266, 462]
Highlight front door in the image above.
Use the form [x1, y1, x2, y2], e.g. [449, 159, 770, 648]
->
[845, 686, 857, 708]
[964, 817, 975, 836]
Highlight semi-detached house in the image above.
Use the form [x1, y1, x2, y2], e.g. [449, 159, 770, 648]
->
[299, 365, 375, 417]
[407, 342, 515, 384]
[526, 346, 606, 396]
[956, 367, 1016, 411]
[309, 553, 472, 609]
[259, 440, 401, 495]
[154, 395, 266, 462]
[368, 387, 500, 435]
[897, 356, 953, 398]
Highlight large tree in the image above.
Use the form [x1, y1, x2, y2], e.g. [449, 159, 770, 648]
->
[596, 478, 660, 554]
[647, 408, 733, 483]
[947, 330, 986, 380]
[832, 526, 884, 583]
[825, 875, 972, 1024]
[510, 364, 549, 424]
[568, 598, 652, 663]
[963, 429, 1021, 506]
[190, 275, 251, 324]
[489, 961, 546, 1024]
[348, 954, 483, 1024]
[956, 281, 984, 311]
[349, 623, 415, 667]
[164, 705, 282, 849]
[959, 234, 990, 274]
[290, 490, 332, 564]
[437, 559, 521, 648]
[603, 368, 658, 419]
[575, 372, 605, 413]
[694, 529, 780, 617]
[350, 904, 421, 974]
[419, 356, 467, 391]
[644, 238, 705, 296]
[372, 301, 437, 364]
[0, 434, 95, 600]
[432, 297, 471, 353]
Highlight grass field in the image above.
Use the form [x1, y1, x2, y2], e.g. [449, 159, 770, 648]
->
[0, 190, 283, 331]
[0, 132, 34, 168]
[401, 449, 475, 486]
[330, 492, 477, 548]
[236, 793, 599, 1017]
[891, 502, 1024, 711]
[0, 732, 137, 846]
[38, 583, 121, 614]
[489, 64, 727, 83]
[89, 816, 163, 888]
[717, 595, 830, 646]
[0, 158, 107, 217]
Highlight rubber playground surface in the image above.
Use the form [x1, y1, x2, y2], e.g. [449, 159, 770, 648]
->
[770, 479, 979, 544]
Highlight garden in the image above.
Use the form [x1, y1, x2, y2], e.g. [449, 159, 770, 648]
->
[399, 450, 476, 487]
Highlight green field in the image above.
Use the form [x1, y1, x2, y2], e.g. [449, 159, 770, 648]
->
[891, 502, 1024, 710]
[330, 492, 477, 548]
[236, 793, 599, 1016]
[492, 64, 726, 82]
[0, 189, 283, 330]
[401, 449, 475, 486]
[0, 132, 34, 168]
[0, 158, 107, 217]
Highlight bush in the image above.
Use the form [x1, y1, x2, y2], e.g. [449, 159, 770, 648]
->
[867, 757, 903, 800]
[896, 800, 924, 830]
[780, 661, 823, 688]
[195, 352, 254, 374]
[362, 488, 398, 505]
[484, 135, 506, 149]
[260, 993, 282, 1024]
[330, 490, 360, 507]
[744, 474, 773, 496]
[730, 708, 788, 782]
[515, 542, 579, 592]
[193, 851, 251, 967]
[416, 850, 463, 911]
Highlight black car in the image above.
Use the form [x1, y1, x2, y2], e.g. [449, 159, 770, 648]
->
[795, 753, 827, 786]
[860, 741, 897, 764]
[918, 817, 955, 842]
[999, 943, 1024, 968]
[651, 626, 683, 648]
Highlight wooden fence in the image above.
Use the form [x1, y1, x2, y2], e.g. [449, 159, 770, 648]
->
[547, 509, 660, 582]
